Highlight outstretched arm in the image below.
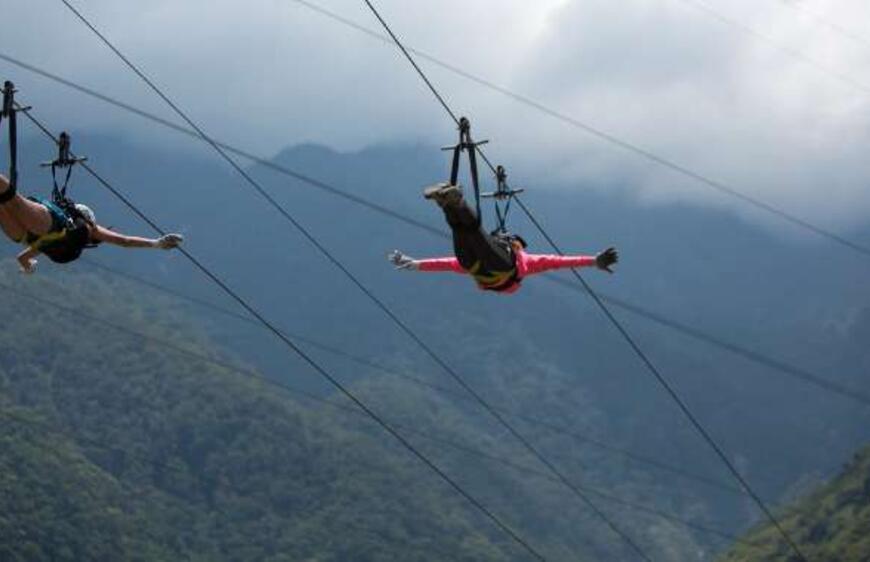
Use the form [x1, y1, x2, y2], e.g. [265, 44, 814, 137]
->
[388, 250, 465, 273]
[524, 247, 618, 276]
[91, 225, 183, 249]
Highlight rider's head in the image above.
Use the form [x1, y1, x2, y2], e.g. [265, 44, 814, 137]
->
[492, 229, 527, 251]
[509, 235, 528, 251]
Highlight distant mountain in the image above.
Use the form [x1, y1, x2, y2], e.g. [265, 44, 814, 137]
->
[5, 131, 870, 560]
[718, 447, 870, 562]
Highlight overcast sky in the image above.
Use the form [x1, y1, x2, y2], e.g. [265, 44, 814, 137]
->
[4, 0, 870, 232]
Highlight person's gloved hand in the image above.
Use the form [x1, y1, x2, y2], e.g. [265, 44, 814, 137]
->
[388, 250, 419, 271]
[156, 233, 184, 249]
[595, 247, 618, 273]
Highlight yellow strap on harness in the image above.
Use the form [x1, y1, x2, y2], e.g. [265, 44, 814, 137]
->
[27, 229, 69, 251]
[468, 260, 516, 288]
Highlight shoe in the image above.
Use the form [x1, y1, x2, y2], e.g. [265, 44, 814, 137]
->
[423, 183, 463, 207]
[423, 182, 451, 199]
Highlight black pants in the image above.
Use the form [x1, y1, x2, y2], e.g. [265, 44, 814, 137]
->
[443, 199, 514, 273]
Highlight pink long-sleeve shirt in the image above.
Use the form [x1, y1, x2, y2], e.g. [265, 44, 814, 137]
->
[417, 248, 597, 294]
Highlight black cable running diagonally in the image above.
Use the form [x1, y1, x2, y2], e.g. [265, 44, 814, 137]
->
[17, 105, 547, 562]
[2, 52, 865, 410]
[357, 2, 653, 560]
[1, 279, 744, 545]
[358, 1, 810, 560]
[516, 199, 810, 561]
[57, 2, 651, 559]
[290, 0, 870, 260]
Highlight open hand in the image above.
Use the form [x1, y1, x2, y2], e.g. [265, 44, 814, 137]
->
[388, 250, 419, 271]
[157, 233, 184, 249]
[595, 247, 618, 274]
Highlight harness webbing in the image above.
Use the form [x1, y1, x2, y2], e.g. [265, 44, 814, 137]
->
[49, 132, 77, 204]
[482, 165, 524, 236]
[444, 118, 523, 236]
[1, 80, 19, 195]
[446, 117, 485, 222]
[41, 130, 87, 209]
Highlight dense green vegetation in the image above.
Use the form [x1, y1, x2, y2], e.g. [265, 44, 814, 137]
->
[719, 447, 870, 562]
[0, 270, 519, 562]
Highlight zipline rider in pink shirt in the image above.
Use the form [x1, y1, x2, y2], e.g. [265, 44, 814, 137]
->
[389, 182, 618, 294]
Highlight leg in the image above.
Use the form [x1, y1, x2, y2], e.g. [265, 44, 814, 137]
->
[452, 228, 514, 272]
[441, 196, 480, 230]
[445, 198, 514, 272]
[0, 175, 54, 236]
[0, 205, 26, 242]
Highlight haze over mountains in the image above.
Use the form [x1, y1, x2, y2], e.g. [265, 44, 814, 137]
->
[2, 131, 869, 560]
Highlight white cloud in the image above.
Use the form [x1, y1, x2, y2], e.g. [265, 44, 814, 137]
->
[509, 0, 870, 229]
[3, 0, 870, 230]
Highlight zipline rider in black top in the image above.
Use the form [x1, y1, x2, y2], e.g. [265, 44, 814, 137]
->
[0, 81, 184, 273]
[0, 173, 182, 273]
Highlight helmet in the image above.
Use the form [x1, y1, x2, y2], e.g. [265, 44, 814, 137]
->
[491, 229, 527, 249]
[509, 234, 528, 249]
[74, 203, 96, 224]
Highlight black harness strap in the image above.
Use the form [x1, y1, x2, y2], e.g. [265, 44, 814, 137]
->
[1, 80, 20, 202]
[482, 165, 525, 236]
[444, 117, 488, 223]
[38, 130, 98, 262]
[442, 118, 524, 236]
[40, 130, 87, 210]
[51, 132, 75, 202]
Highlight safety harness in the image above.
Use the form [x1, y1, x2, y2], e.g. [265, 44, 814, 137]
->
[37, 132, 97, 263]
[443, 117, 525, 291]
[482, 165, 525, 237]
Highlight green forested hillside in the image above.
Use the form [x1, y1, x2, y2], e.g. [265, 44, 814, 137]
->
[0, 261, 738, 561]
[719, 448, 870, 562]
[0, 268, 518, 562]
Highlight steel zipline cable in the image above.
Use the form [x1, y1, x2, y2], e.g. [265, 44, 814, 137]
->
[55, 1, 653, 559]
[16, 105, 549, 562]
[357, 0, 810, 560]
[1, 52, 866, 410]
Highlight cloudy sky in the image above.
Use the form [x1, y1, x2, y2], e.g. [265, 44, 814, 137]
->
[4, 0, 870, 231]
